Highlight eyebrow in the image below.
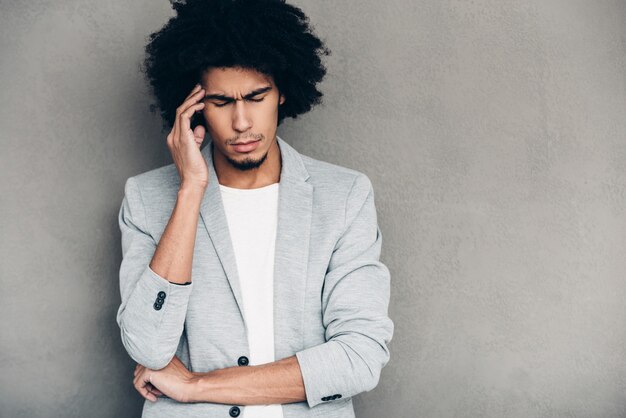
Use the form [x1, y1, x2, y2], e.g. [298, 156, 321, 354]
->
[204, 86, 273, 102]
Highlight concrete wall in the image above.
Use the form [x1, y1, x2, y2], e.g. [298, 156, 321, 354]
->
[1, 1, 625, 416]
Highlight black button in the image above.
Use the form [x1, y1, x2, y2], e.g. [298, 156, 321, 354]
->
[229, 406, 240, 417]
[156, 297, 164, 304]
[237, 356, 249, 366]
[321, 396, 329, 401]
[157, 291, 166, 299]
[153, 302, 162, 311]
[332, 394, 342, 399]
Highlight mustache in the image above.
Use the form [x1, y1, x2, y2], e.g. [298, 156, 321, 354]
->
[228, 133, 264, 144]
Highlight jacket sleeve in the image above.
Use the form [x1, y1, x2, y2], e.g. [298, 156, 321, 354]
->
[116, 176, 193, 370]
[295, 173, 394, 408]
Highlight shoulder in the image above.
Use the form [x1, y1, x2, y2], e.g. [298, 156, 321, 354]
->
[126, 163, 180, 193]
[300, 153, 374, 201]
[298, 151, 379, 240]
[122, 162, 180, 208]
[297, 151, 378, 231]
[127, 163, 179, 190]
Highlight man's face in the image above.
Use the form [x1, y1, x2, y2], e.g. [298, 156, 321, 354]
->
[199, 66, 285, 171]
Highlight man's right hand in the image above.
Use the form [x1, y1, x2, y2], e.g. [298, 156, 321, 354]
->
[168, 83, 209, 190]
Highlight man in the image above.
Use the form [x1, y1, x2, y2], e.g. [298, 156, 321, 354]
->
[117, 1, 393, 417]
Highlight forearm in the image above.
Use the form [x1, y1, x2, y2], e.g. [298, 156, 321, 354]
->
[117, 178, 198, 369]
[150, 184, 205, 284]
[189, 355, 306, 405]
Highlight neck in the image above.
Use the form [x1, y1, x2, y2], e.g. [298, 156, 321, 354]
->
[211, 139, 282, 189]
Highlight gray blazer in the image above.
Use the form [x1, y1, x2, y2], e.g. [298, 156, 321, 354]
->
[117, 136, 394, 417]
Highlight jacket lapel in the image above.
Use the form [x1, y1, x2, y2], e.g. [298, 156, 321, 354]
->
[198, 136, 313, 357]
[271, 137, 313, 359]
[198, 143, 246, 322]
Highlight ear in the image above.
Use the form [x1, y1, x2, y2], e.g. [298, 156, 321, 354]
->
[279, 93, 285, 105]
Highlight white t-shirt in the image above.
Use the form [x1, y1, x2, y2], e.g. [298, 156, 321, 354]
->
[219, 182, 284, 418]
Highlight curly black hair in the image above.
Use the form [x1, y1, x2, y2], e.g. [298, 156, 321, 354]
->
[140, 0, 331, 131]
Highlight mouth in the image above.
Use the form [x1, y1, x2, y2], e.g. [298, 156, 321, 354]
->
[231, 139, 261, 153]
[232, 139, 260, 145]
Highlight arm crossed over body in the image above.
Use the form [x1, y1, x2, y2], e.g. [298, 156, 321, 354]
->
[116, 173, 394, 407]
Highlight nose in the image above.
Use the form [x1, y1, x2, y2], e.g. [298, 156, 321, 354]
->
[232, 100, 252, 133]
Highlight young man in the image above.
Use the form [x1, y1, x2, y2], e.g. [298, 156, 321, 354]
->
[117, 1, 393, 417]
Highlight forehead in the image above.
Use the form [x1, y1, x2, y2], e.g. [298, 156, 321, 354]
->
[200, 67, 275, 92]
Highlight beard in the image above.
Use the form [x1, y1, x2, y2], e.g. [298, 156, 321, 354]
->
[224, 149, 269, 171]
[210, 139, 270, 171]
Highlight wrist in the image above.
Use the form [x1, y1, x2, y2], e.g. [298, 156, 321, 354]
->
[178, 184, 206, 205]
[187, 372, 214, 403]
[179, 181, 208, 195]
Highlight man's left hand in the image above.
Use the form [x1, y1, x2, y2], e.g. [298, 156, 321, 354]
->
[133, 356, 197, 403]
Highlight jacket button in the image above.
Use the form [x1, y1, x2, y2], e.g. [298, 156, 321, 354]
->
[321, 396, 329, 401]
[333, 394, 342, 399]
[237, 356, 249, 366]
[153, 302, 162, 311]
[157, 291, 166, 299]
[229, 406, 240, 417]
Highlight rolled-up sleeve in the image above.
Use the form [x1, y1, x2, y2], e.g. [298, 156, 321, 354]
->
[295, 173, 394, 408]
[116, 177, 193, 370]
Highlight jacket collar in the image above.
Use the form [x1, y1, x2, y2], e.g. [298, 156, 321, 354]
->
[198, 135, 313, 357]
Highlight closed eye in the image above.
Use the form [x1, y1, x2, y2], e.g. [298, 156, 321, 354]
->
[212, 97, 265, 107]
[204, 86, 272, 107]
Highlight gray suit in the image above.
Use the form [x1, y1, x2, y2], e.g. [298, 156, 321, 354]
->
[117, 136, 394, 417]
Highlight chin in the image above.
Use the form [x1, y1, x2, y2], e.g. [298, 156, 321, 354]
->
[226, 148, 269, 171]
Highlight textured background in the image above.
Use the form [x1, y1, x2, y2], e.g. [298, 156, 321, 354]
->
[2, 0, 626, 417]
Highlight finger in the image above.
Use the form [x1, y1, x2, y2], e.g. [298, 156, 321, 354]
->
[176, 88, 206, 122]
[173, 88, 205, 148]
[134, 377, 153, 402]
[149, 388, 164, 397]
[133, 369, 149, 390]
[147, 383, 164, 397]
[133, 372, 141, 389]
[184, 83, 203, 102]
[166, 132, 173, 154]
[193, 125, 206, 148]
[141, 385, 158, 402]
[171, 110, 180, 150]
[134, 372, 158, 402]
[180, 102, 205, 134]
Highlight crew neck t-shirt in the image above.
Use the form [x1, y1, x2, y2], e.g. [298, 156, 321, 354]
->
[219, 182, 284, 418]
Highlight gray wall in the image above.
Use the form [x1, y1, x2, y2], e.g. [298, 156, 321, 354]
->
[1, 1, 625, 417]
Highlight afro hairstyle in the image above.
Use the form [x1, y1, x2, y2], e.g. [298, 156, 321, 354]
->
[141, 0, 331, 131]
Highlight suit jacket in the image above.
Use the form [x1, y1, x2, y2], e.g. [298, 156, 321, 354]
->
[117, 136, 394, 417]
